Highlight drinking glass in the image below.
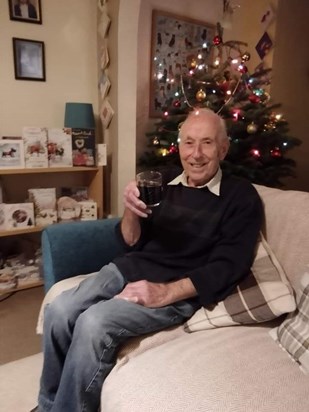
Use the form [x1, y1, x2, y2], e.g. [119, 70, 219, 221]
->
[136, 170, 162, 207]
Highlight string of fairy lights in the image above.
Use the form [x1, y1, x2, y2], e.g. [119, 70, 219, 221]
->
[151, 27, 288, 160]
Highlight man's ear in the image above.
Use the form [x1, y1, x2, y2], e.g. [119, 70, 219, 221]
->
[220, 140, 230, 160]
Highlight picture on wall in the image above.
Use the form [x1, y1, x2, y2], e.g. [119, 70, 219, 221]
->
[8, 0, 42, 24]
[149, 10, 215, 117]
[13, 37, 46, 81]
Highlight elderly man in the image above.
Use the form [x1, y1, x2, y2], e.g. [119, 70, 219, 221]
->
[33, 108, 263, 412]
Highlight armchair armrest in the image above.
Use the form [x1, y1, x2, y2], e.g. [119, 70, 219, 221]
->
[41, 218, 124, 292]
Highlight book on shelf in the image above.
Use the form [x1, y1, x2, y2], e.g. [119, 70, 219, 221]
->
[47, 128, 73, 167]
[23, 127, 48, 168]
[72, 128, 95, 167]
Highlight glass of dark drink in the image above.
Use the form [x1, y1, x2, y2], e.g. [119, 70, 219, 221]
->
[136, 170, 162, 207]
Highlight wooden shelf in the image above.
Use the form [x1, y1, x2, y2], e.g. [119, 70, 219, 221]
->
[0, 226, 46, 237]
[0, 279, 44, 296]
[0, 166, 99, 175]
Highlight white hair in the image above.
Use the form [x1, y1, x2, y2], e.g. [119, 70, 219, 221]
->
[179, 108, 229, 145]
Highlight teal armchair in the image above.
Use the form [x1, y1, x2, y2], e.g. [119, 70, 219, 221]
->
[41, 218, 125, 292]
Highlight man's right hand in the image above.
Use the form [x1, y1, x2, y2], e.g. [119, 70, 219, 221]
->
[123, 180, 151, 219]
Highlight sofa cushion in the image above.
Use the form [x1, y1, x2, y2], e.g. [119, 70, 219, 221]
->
[276, 270, 309, 374]
[185, 234, 296, 331]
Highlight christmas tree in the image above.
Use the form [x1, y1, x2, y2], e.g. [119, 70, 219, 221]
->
[139, 23, 301, 187]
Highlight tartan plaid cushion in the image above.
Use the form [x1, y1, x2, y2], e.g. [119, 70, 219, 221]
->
[185, 233, 296, 332]
[277, 271, 309, 374]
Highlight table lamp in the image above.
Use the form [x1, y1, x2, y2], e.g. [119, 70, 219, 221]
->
[64, 102, 95, 129]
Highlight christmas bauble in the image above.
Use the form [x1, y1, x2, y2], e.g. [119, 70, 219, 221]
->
[213, 35, 222, 46]
[190, 58, 197, 69]
[247, 122, 258, 134]
[237, 64, 248, 74]
[196, 88, 206, 102]
[249, 94, 261, 104]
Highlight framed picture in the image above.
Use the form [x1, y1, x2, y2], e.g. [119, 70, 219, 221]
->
[149, 10, 215, 117]
[13, 38, 46, 81]
[8, 0, 42, 24]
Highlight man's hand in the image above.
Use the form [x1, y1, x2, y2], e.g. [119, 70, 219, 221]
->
[114, 278, 197, 308]
[123, 180, 151, 219]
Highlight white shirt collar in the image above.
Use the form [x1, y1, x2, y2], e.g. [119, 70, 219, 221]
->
[168, 168, 222, 196]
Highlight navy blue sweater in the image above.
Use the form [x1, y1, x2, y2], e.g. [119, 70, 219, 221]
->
[114, 171, 263, 306]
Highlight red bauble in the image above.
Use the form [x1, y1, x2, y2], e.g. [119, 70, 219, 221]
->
[249, 94, 261, 104]
[270, 148, 282, 158]
[173, 99, 181, 108]
[168, 145, 178, 154]
[213, 35, 222, 46]
[237, 64, 248, 74]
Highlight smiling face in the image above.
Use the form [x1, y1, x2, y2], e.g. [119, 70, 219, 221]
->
[179, 109, 229, 187]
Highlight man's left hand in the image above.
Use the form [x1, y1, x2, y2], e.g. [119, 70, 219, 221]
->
[114, 280, 171, 308]
[114, 277, 197, 308]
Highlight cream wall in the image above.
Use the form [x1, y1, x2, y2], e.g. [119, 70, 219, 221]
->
[0, 0, 98, 136]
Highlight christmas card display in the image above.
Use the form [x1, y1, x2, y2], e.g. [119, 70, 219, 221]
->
[0, 203, 34, 230]
[47, 128, 73, 167]
[0, 139, 25, 169]
[28, 187, 57, 226]
[23, 127, 48, 168]
[79, 200, 97, 221]
[57, 196, 82, 222]
[60, 186, 89, 202]
[72, 128, 95, 166]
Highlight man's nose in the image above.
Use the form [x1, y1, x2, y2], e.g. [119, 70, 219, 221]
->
[192, 143, 203, 158]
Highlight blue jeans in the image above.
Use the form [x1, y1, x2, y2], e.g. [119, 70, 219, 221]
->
[38, 263, 198, 412]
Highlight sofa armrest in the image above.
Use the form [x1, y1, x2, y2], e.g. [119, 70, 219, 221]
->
[41, 217, 124, 292]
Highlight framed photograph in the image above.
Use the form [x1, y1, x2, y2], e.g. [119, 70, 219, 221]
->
[150, 10, 215, 117]
[8, 0, 42, 24]
[13, 38, 46, 81]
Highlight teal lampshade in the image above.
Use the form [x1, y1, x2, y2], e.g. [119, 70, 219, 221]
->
[64, 102, 95, 129]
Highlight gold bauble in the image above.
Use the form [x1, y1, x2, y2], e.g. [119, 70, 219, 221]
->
[247, 122, 258, 134]
[190, 58, 197, 69]
[196, 88, 206, 102]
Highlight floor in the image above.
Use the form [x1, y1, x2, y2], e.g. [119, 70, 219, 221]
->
[0, 286, 44, 365]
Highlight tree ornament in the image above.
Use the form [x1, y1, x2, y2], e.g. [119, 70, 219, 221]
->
[213, 35, 222, 46]
[270, 147, 282, 158]
[249, 94, 261, 104]
[247, 122, 258, 134]
[190, 58, 197, 69]
[168, 144, 178, 154]
[241, 52, 251, 62]
[196, 88, 206, 102]
[237, 64, 248, 74]
[251, 149, 261, 158]
[173, 99, 181, 108]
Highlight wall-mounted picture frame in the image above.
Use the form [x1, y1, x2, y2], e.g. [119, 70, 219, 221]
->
[13, 37, 46, 81]
[150, 10, 215, 117]
[8, 0, 42, 24]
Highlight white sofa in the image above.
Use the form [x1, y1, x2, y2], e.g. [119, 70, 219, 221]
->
[37, 184, 309, 412]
